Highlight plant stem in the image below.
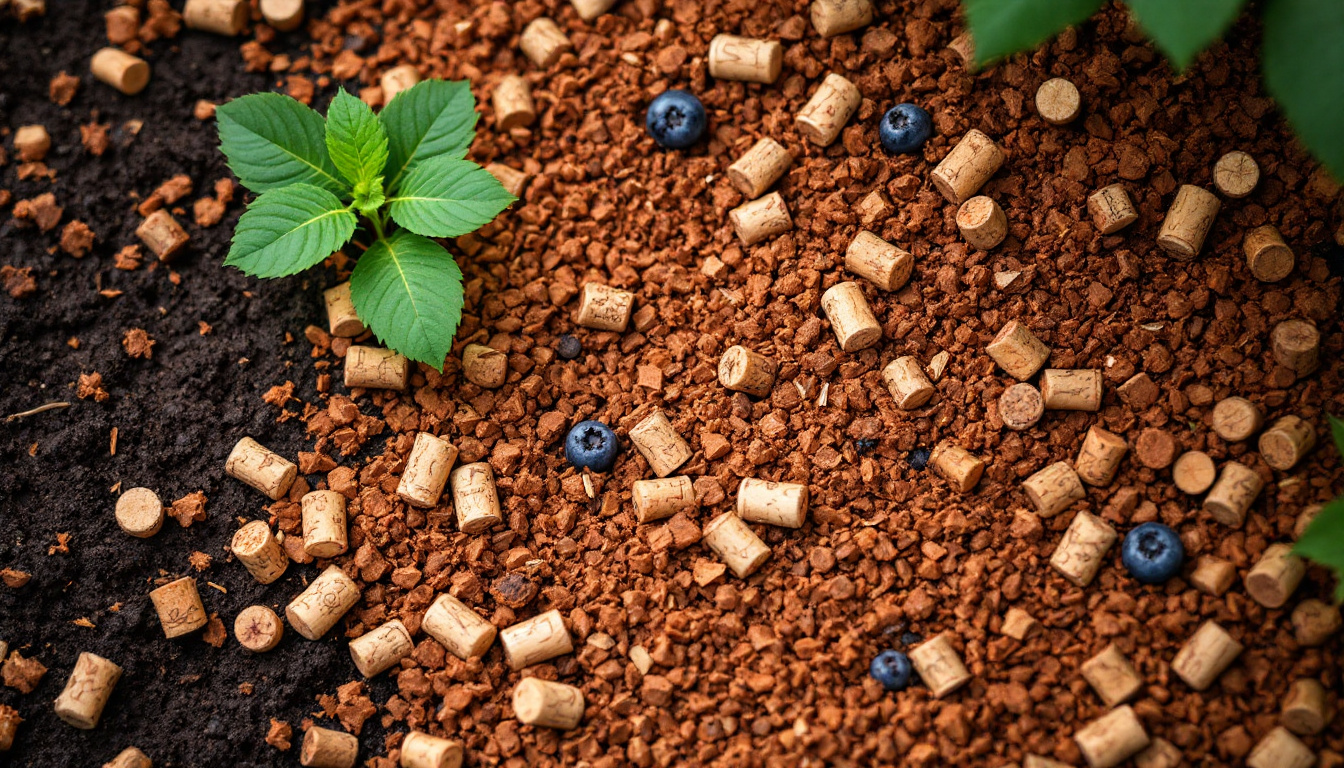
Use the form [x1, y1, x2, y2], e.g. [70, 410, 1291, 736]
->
[369, 211, 387, 242]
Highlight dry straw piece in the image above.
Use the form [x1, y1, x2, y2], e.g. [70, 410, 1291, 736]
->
[729, 191, 793, 245]
[795, 73, 862, 147]
[53, 652, 122, 729]
[702, 512, 771, 577]
[500, 609, 574, 670]
[301, 490, 348, 558]
[234, 605, 284, 652]
[349, 619, 414, 678]
[397, 432, 457, 508]
[736, 478, 808, 528]
[301, 726, 358, 768]
[575, 283, 634, 332]
[450, 462, 503, 534]
[115, 487, 163, 538]
[323, 282, 364, 337]
[91, 48, 150, 95]
[628, 410, 692, 478]
[707, 34, 782, 83]
[286, 565, 360, 640]
[231, 520, 288, 584]
[399, 731, 463, 768]
[931, 129, 1004, 204]
[423, 593, 497, 661]
[512, 677, 585, 730]
[820, 281, 881, 352]
[344, 345, 411, 390]
[845, 231, 913, 291]
[727, 137, 792, 199]
[149, 576, 208, 638]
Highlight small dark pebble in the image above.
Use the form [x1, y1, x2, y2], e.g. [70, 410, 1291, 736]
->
[908, 447, 930, 470]
[556, 334, 582, 360]
[900, 632, 923, 646]
[855, 438, 878, 455]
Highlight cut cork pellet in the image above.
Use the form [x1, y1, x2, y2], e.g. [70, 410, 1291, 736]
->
[400, 731, 463, 768]
[575, 283, 634, 332]
[520, 18, 570, 68]
[259, 0, 304, 31]
[845, 230, 913, 291]
[323, 282, 364, 337]
[1000, 607, 1040, 640]
[795, 73, 861, 147]
[1244, 225, 1295, 282]
[115, 487, 163, 538]
[302, 490, 348, 558]
[1202, 461, 1262, 527]
[1135, 739, 1182, 768]
[820, 281, 881, 352]
[1074, 705, 1149, 768]
[1080, 644, 1143, 708]
[493, 74, 535, 130]
[14, 125, 50, 163]
[882, 356, 935, 410]
[736, 478, 808, 529]
[1023, 461, 1085, 518]
[1244, 542, 1304, 608]
[500, 609, 573, 670]
[632, 476, 696, 523]
[1172, 451, 1217, 494]
[1272, 319, 1320, 377]
[451, 462, 502, 534]
[1213, 150, 1259, 198]
[1190, 555, 1236, 596]
[150, 576, 208, 638]
[513, 677, 585, 730]
[628, 410, 692, 478]
[301, 726, 358, 768]
[1075, 425, 1128, 486]
[397, 432, 457, 508]
[1135, 428, 1177, 470]
[92, 48, 150, 95]
[1088, 184, 1139, 234]
[702, 512, 771, 577]
[930, 442, 984, 493]
[286, 565, 360, 640]
[1260, 415, 1317, 471]
[956, 195, 1007, 250]
[1282, 678, 1328, 735]
[1039, 369, 1102, 411]
[462, 343, 507, 389]
[381, 65, 420, 102]
[707, 34, 782, 83]
[570, 0, 616, 21]
[231, 520, 288, 584]
[908, 634, 970, 698]
[344, 346, 410, 390]
[1212, 396, 1263, 442]
[234, 605, 283, 652]
[1050, 511, 1117, 587]
[729, 191, 793, 246]
[105, 747, 152, 768]
[931, 129, 1004, 204]
[718, 345, 776, 398]
[136, 209, 190, 262]
[1247, 727, 1314, 768]
[423, 593, 497, 661]
[183, 0, 248, 35]
[1157, 185, 1220, 260]
[1035, 78, 1081, 125]
[486, 163, 528, 197]
[1295, 504, 1323, 540]
[987, 320, 1050, 381]
[810, 0, 874, 37]
[0, 706, 13, 752]
[350, 619, 413, 678]
[54, 652, 121, 729]
[999, 383, 1044, 431]
[1172, 620, 1242, 690]
[727, 137, 792, 199]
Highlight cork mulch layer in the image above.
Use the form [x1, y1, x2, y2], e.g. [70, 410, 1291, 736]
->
[3, 0, 1344, 767]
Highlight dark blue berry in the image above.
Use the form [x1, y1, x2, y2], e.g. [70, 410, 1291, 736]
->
[556, 335, 582, 360]
[646, 90, 706, 150]
[908, 447, 930, 471]
[869, 650, 913, 691]
[564, 420, 619, 472]
[1121, 522, 1185, 584]
[855, 438, 878, 455]
[879, 104, 933, 154]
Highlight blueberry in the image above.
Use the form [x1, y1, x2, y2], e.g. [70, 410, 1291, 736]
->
[869, 650, 913, 691]
[564, 420, 620, 472]
[879, 104, 933, 154]
[908, 447, 930, 471]
[1121, 522, 1185, 584]
[556, 334, 582, 360]
[855, 438, 878, 455]
[646, 90, 706, 150]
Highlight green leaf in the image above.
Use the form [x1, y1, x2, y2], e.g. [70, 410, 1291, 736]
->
[353, 177, 386, 216]
[1293, 497, 1344, 602]
[379, 79, 478, 195]
[349, 231, 464, 369]
[963, 0, 1104, 67]
[217, 93, 347, 195]
[224, 184, 357, 278]
[1330, 414, 1344, 461]
[1263, 0, 1344, 181]
[387, 157, 516, 238]
[1125, 0, 1248, 70]
[325, 89, 390, 190]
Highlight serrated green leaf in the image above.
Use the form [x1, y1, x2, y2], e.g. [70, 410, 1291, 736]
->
[964, 0, 1104, 67]
[1293, 497, 1344, 602]
[225, 184, 357, 278]
[1263, 0, 1344, 181]
[379, 80, 479, 195]
[349, 231, 463, 369]
[326, 89, 390, 190]
[1125, 0, 1247, 70]
[1330, 414, 1344, 461]
[217, 93, 346, 195]
[354, 177, 386, 216]
[387, 157, 516, 238]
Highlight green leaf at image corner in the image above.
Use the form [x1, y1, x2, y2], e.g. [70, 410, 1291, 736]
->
[387, 156, 516, 239]
[1125, 0, 1248, 71]
[1263, 0, 1344, 182]
[380, 79, 479, 195]
[963, 0, 1104, 67]
[349, 231, 464, 370]
[217, 92, 347, 195]
[224, 184, 357, 278]
[1293, 497, 1344, 602]
[326, 89, 389, 190]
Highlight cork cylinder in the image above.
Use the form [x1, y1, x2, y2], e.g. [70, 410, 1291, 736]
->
[400, 731, 463, 768]
[1075, 425, 1128, 487]
[986, 321, 1050, 381]
[1073, 706, 1149, 768]
[1271, 320, 1320, 377]
[150, 576, 208, 638]
[820, 281, 882, 352]
[323, 282, 364, 337]
[1282, 679, 1328, 735]
[1244, 543, 1305, 608]
[382, 65, 420, 102]
[493, 74, 535, 131]
[795, 73, 861, 147]
[575, 283, 634, 331]
[500, 610, 574, 670]
[462, 343, 507, 389]
[1214, 151, 1259, 198]
[702, 512, 771, 578]
[930, 442, 984, 492]
[232, 520, 289, 584]
[845, 231, 913, 291]
[882, 356, 935, 409]
[301, 726, 358, 768]
[520, 18, 570, 68]
[345, 345, 411, 390]
[1050, 511, 1117, 587]
[53, 652, 122, 729]
[718, 345, 777, 398]
[422, 594, 497, 661]
[1259, 416, 1316, 471]
[260, 0, 304, 31]
[1023, 461, 1086, 517]
[397, 432, 458, 508]
[225, 437, 297, 501]
[1211, 396, 1263, 442]
[115, 487, 163, 538]
[727, 137, 792, 199]
[707, 35, 783, 84]
[1040, 369, 1102, 411]
[0, 706, 15, 752]
[628, 410, 692, 478]
[137, 210, 190, 262]
[1157, 185, 1220, 260]
[1173, 451, 1217, 494]
[183, 0, 248, 35]
[632, 476, 696, 523]
[569, 0, 616, 21]
[486, 163, 528, 197]
[450, 462, 503, 534]
[93, 48, 149, 95]
[1244, 225, 1295, 282]
[810, 0, 874, 37]
[349, 619, 414, 678]
[999, 383, 1044, 431]
[106, 747, 152, 768]
[1247, 727, 1314, 768]
[286, 565, 360, 640]
[956, 196, 1008, 250]
[512, 678, 585, 730]
[736, 478, 808, 529]
[931, 129, 1004, 204]
[908, 634, 971, 698]
[1035, 78, 1081, 125]
[1295, 504, 1323, 540]
[302, 490, 348, 558]
[1171, 620, 1242, 690]
[1202, 462, 1263, 527]
[1292, 598, 1341, 645]
[729, 191, 793, 246]
[1087, 184, 1138, 234]
[234, 605, 284, 652]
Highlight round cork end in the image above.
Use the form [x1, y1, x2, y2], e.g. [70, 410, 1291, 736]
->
[1247, 244, 1294, 282]
[1245, 570, 1295, 609]
[234, 605, 283, 652]
[231, 520, 273, 557]
[1213, 151, 1259, 198]
[956, 196, 998, 228]
[1258, 431, 1300, 471]
[1273, 320, 1319, 358]
[306, 538, 346, 560]
[1035, 78, 1081, 125]
[1135, 428, 1177, 469]
[115, 487, 163, 538]
[999, 383, 1043, 431]
[284, 605, 317, 641]
[512, 678, 548, 722]
[1211, 397, 1262, 442]
[259, 0, 304, 30]
[1172, 451, 1217, 494]
[120, 59, 151, 95]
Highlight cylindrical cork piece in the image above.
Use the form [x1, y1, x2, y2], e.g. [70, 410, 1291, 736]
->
[302, 490, 348, 558]
[810, 0, 874, 37]
[381, 65, 420, 102]
[729, 191, 793, 246]
[234, 605, 284, 652]
[569, 0, 616, 21]
[1080, 644, 1142, 708]
[736, 478, 808, 529]
[882, 357, 935, 410]
[1040, 369, 1102, 411]
[1035, 78, 1081, 125]
[930, 442, 985, 493]
[486, 163, 528, 197]
[1213, 151, 1259, 198]
[956, 196, 1007, 250]
[105, 747, 152, 768]
[1260, 416, 1317, 471]
[931, 129, 1005, 204]
[513, 677, 585, 730]
[718, 346, 777, 398]
[1212, 396, 1263, 442]
[628, 410, 692, 478]
[1294, 504, 1322, 540]
[350, 619, 414, 678]
[1282, 679, 1328, 735]
[500, 610, 574, 670]
[1191, 556, 1236, 596]
[1157, 185, 1220, 260]
[183, 0, 248, 35]
[345, 346, 410, 390]
[1247, 727, 1315, 768]
[707, 34, 782, 84]
[1173, 451, 1217, 494]
[1135, 428, 1177, 470]
[1272, 320, 1320, 377]
[1088, 184, 1138, 234]
[136, 210, 189, 262]
[115, 487, 163, 538]
[1076, 426, 1128, 487]
[91, 48, 150, 95]
[1244, 543, 1305, 608]
[1023, 461, 1086, 518]
[820, 281, 881, 352]
[493, 75, 535, 130]
[0, 705, 15, 752]
[53, 652, 122, 729]
[150, 576, 208, 638]
[987, 320, 1050, 381]
[462, 343, 507, 389]
[323, 282, 364, 337]
[727, 137, 792, 199]
[1202, 461, 1263, 527]
[286, 565, 361, 640]
[1073, 705, 1149, 768]
[260, 0, 304, 31]
[632, 476, 696, 523]
[400, 731, 463, 768]
[1292, 598, 1341, 646]
[845, 231, 913, 291]
[13, 125, 48, 163]
[397, 432, 458, 508]
[1050, 511, 1118, 587]
[1171, 620, 1242, 690]
[423, 593, 497, 661]
[575, 283, 635, 332]
[301, 726, 358, 768]
[231, 520, 288, 584]
[520, 18, 570, 68]
[1243, 225, 1295, 282]
[999, 383, 1044, 431]
[450, 462, 503, 534]
[703, 512, 772, 578]
[908, 634, 971, 698]
[795, 73, 861, 147]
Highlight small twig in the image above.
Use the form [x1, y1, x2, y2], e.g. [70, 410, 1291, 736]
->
[5, 401, 71, 422]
